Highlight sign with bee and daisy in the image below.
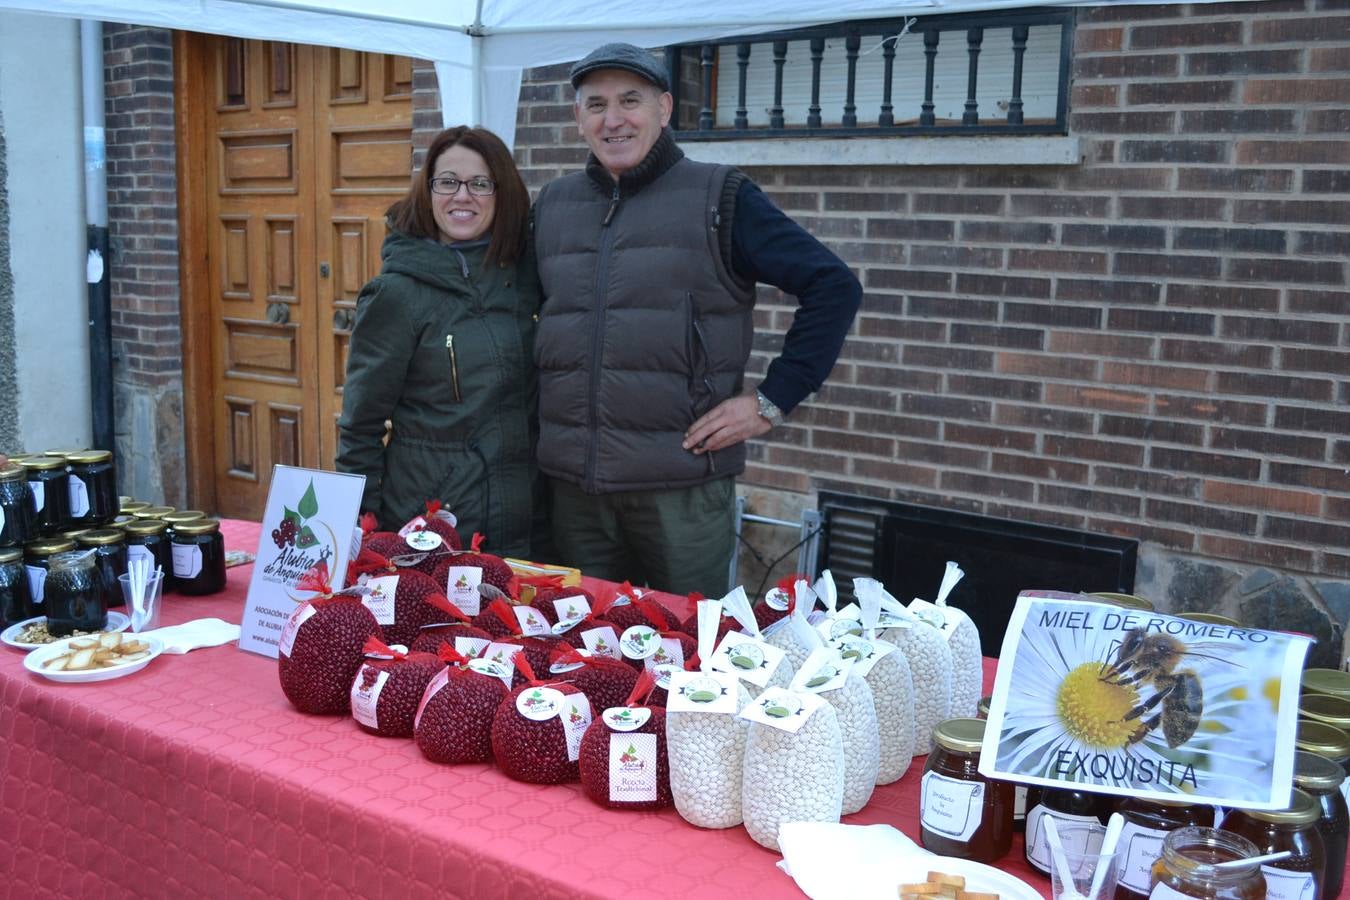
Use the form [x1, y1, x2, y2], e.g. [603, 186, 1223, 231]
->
[979, 590, 1313, 810]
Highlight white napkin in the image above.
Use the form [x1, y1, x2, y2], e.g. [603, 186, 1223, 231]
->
[136, 618, 241, 654]
[776, 822, 931, 900]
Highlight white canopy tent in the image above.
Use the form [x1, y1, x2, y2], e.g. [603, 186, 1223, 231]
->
[0, 0, 1251, 148]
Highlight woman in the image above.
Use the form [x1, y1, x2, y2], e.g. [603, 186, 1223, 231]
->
[336, 126, 539, 559]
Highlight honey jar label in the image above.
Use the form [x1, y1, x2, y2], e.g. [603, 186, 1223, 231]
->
[920, 771, 984, 841]
[127, 544, 153, 567]
[25, 564, 46, 605]
[28, 480, 43, 511]
[1024, 806, 1106, 872]
[609, 732, 658, 803]
[350, 665, 389, 729]
[1148, 884, 1191, 900]
[68, 476, 90, 518]
[1118, 822, 1168, 894]
[172, 543, 203, 579]
[560, 695, 593, 761]
[1261, 866, 1314, 900]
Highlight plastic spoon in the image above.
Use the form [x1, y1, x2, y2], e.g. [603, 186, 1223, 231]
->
[1214, 850, 1292, 869]
[1085, 813, 1125, 900]
[1044, 815, 1085, 900]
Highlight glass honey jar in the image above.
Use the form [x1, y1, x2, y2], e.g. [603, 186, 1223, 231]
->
[45, 549, 107, 636]
[1115, 796, 1212, 900]
[1222, 789, 1326, 900]
[1302, 670, 1350, 702]
[1150, 826, 1266, 900]
[0, 462, 35, 548]
[76, 528, 129, 610]
[1025, 785, 1113, 875]
[0, 546, 33, 627]
[1299, 694, 1350, 734]
[920, 717, 1014, 863]
[64, 450, 119, 526]
[123, 519, 174, 590]
[24, 537, 78, 611]
[23, 455, 72, 535]
[1293, 752, 1347, 899]
[1295, 721, 1350, 782]
[170, 518, 226, 595]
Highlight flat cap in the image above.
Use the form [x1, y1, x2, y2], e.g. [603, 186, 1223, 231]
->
[569, 42, 669, 92]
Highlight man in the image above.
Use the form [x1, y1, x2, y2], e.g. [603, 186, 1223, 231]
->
[531, 42, 861, 596]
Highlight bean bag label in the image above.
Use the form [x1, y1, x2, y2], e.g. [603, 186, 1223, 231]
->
[739, 686, 825, 734]
[512, 605, 551, 637]
[764, 586, 790, 612]
[516, 686, 565, 721]
[453, 635, 489, 660]
[579, 625, 621, 660]
[278, 603, 316, 656]
[602, 706, 651, 732]
[609, 732, 658, 803]
[920, 771, 983, 842]
[709, 632, 786, 688]
[652, 663, 681, 691]
[551, 595, 591, 625]
[828, 635, 896, 678]
[791, 648, 853, 694]
[467, 657, 513, 690]
[403, 528, 442, 552]
[909, 597, 958, 634]
[479, 641, 523, 687]
[619, 625, 660, 660]
[561, 695, 593, 761]
[415, 667, 451, 729]
[667, 670, 738, 715]
[360, 574, 398, 625]
[444, 566, 483, 616]
[350, 665, 390, 729]
[643, 637, 685, 675]
[550, 650, 593, 675]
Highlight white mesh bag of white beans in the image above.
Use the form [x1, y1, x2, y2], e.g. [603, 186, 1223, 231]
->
[871, 582, 952, 756]
[790, 638, 879, 815]
[707, 585, 794, 699]
[908, 561, 981, 718]
[842, 577, 916, 784]
[740, 687, 844, 851]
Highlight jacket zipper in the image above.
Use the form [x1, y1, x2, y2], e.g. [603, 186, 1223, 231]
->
[584, 182, 622, 492]
[690, 313, 718, 474]
[445, 334, 462, 403]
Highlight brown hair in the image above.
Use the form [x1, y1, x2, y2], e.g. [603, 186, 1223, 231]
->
[386, 126, 529, 269]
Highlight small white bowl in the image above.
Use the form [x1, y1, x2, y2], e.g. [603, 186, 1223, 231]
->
[23, 632, 164, 683]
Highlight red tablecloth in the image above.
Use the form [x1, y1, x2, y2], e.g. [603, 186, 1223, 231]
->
[0, 519, 1050, 899]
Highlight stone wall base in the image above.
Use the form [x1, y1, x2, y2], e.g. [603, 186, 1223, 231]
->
[113, 379, 185, 508]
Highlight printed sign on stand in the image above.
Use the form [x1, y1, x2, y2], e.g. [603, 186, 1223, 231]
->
[240, 465, 366, 658]
[979, 591, 1312, 810]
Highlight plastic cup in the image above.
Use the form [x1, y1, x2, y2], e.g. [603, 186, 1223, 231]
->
[1049, 824, 1120, 900]
[118, 570, 163, 632]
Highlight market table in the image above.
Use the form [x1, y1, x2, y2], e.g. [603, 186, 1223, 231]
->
[0, 519, 1049, 899]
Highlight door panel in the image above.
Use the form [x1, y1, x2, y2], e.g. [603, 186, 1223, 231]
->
[188, 36, 413, 518]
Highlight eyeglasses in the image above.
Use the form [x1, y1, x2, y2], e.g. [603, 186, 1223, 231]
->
[429, 176, 496, 196]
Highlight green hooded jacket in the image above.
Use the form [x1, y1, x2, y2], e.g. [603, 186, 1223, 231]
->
[336, 226, 540, 558]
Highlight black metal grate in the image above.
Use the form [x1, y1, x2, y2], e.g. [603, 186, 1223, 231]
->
[668, 6, 1074, 139]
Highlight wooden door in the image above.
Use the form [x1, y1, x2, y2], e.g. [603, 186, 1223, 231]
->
[178, 35, 413, 518]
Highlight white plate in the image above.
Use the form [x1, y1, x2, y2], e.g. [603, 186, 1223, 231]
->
[896, 855, 1043, 900]
[1, 611, 131, 651]
[23, 632, 163, 683]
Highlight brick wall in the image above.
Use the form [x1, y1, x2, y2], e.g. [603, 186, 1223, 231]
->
[511, 0, 1348, 581]
[103, 24, 185, 506]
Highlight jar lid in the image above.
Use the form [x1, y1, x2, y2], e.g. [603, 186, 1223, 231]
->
[173, 518, 221, 536]
[1175, 611, 1241, 627]
[123, 519, 169, 536]
[44, 447, 87, 458]
[0, 547, 21, 564]
[932, 717, 986, 752]
[1237, 788, 1320, 825]
[161, 510, 206, 524]
[1299, 692, 1350, 729]
[77, 528, 125, 547]
[1293, 750, 1345, 792]
[58, 529, 92, 542]
[0, 463, 25, 481]
[1303, 668, 1350, 700]
[1295, 719, 1350, 762]
[1086, 591, 1155, 611]
[25, 538, 78, 556]
[133, 506, 176, 519]
[22, 455, 68, 471]
[110, 515, 137, 530]
[66, 449, 113, 464]
[120, 500, 151, 514]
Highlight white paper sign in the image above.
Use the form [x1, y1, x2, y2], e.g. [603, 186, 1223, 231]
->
[979, 591, 1314, 809]
[240, 465, 365, 658]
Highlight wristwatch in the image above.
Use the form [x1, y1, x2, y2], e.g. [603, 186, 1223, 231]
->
[755, 390, 784, 427]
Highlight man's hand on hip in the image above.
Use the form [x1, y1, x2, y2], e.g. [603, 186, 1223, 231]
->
[682, 394, 772, 454]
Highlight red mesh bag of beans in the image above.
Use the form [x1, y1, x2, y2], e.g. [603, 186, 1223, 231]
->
[578, 670, 672, 811]
[753, 575, 803, 632]
[548, 647, 639, 714]
[349, 637, 443, 738]
[432, 532, 516, 601]
[361, 503, 461, 577]
[530, 583, 599, 628]
[604, 582, 680, 633]
[414, 644, 509, 764]
[490, 652, 593, 784]
[278, 560, 384, 715]
[343, 549, 451, 648]
[408, 594, 494, 654]
[678, 591, 741, 643]
[476, 598, 575, 685]
[617, 601, 698, 676]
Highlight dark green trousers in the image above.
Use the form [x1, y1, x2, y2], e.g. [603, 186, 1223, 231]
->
[549, 477, 734, 597]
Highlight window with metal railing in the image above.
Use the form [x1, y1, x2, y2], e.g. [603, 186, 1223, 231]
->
[667, 7, 1073, 140]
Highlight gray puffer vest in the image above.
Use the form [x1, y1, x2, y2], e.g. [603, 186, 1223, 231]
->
[533, 134, 755, 494]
